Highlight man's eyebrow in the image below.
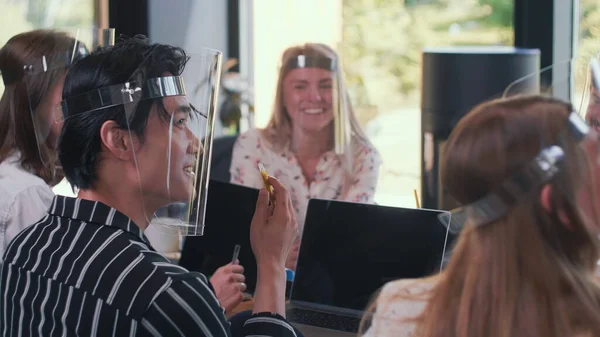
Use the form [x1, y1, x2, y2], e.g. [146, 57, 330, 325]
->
[176, 105, 192, 113]
[185, 103, 206, 118]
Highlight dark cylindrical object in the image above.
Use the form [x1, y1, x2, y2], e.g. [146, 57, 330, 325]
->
[421, 46, 540, 210]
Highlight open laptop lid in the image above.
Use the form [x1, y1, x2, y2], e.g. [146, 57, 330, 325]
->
[290, 199, 453, 315]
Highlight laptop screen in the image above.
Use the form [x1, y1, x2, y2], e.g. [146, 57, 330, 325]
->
[179, 179, 260, 292]
[291, 199, 455, 311]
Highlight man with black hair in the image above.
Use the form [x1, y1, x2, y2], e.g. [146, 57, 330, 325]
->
[1, 36, 299, 337]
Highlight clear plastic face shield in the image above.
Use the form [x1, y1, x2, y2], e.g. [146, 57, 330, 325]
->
[440, 56, 600, 234]
[582, 55, 600, 132]
[152, 50, 222, 236]
[24, 28, 115, 168]
[59, 48, 222, 236]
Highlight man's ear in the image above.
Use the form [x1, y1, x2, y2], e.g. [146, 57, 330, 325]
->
[540, 184, 573, 230]
[99, 120, 135, 160]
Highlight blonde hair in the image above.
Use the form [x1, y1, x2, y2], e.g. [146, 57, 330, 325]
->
[362, 95, 600, 337]
[260, 43, 376, 177]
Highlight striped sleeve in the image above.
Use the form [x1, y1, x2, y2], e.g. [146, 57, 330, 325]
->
[243, 313, 297, 337]
[138, 275, 297, 337]
[139, 276, 231, 337]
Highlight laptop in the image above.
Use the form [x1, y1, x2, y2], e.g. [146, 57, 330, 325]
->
[179, 179, 260, 293]
[286, 198, 455, 336]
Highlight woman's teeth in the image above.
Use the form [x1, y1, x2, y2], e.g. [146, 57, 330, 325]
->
[303, 108, 324, 114]
[184, 167, 195, 176]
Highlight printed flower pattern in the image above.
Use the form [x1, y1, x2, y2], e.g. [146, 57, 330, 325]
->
[230, 129, 382, 228]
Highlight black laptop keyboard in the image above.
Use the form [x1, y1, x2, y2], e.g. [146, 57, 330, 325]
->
[287, 307, 360, 333]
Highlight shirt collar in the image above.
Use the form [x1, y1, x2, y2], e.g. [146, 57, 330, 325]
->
[48, 195, 151, 244]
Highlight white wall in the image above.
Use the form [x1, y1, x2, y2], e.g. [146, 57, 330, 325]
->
[148, 0, 228, 54]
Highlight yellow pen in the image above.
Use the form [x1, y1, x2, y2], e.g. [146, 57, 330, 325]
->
[414, 189, 421, 208]
[258, 162, 274, 201]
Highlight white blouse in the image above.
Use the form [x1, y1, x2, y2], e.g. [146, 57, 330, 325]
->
[0, 152, 54, 259]
[229, 128, 382, 227]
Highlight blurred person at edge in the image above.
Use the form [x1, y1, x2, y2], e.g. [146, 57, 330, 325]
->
[362, 96, 600, 337]
[0, 30, 84, 259]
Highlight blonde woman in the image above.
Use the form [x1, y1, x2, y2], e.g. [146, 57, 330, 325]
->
[586, 75, 600, 132]
[363, 96, 600, 337]
[230, 43, 381, 230]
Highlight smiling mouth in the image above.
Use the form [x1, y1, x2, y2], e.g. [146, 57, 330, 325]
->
[183, 166, 195, 177]
[302, 108, 325, 115]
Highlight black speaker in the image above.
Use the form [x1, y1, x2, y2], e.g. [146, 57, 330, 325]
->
[420, 46, 540, 210]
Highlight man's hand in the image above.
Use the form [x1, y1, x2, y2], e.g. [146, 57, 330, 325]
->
[210, 262, 246, 313]
[250, 177, 299, 315]
[250, 177, 299, 268]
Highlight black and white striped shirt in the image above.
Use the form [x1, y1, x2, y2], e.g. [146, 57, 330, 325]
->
[1, 195, 297, 337]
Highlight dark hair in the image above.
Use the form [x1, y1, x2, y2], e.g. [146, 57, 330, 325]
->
[0, 29, 78, 183]
[59, 35, 189, 189]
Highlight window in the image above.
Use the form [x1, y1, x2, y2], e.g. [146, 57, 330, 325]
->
[575, 0, 600, 110]
[0, 0, 97, 93]
[341, 0, 513, 207]
[249, 0, 514, 208]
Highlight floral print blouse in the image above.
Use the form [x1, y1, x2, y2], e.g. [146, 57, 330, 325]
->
[230, 128, 382, 228]
[363, 278, 436, 337]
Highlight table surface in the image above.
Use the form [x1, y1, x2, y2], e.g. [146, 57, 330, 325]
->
[227, 299, 256, 318]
